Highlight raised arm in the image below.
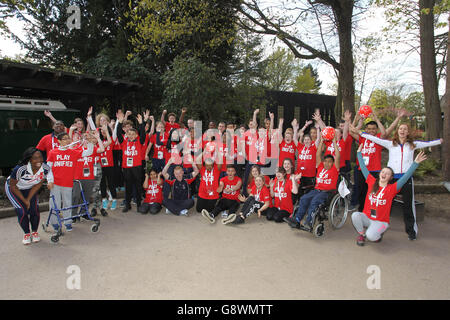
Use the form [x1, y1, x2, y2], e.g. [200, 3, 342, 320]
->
[179, 108, 187, 128]
[332, 136, 340, 170]
[312, 109, 326, 130]
[414, 139, 443, 150]
[44, 110, 57, 124]
[316, 136, 323, 168]
[385, 109, 407, 138]
[356, 144, 370, 179]
[370, 109, 387, 138]
[359, 130, 393, 149]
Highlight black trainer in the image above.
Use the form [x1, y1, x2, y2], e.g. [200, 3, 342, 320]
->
[233, 215, 245, 224]
[283, 217, 300, 229]
[122, 206, 131, 213]
[299, 222, 312, 232]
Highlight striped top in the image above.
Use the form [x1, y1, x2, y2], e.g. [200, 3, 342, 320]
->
[7, 162, 53, 190]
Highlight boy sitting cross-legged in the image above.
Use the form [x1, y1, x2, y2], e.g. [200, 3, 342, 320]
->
[201, 165, 242, 224]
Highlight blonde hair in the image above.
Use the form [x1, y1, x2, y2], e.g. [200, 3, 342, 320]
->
[95, 113, 110, 127]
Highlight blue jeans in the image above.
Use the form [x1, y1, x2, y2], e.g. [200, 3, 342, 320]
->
[294, 189, 330, 225]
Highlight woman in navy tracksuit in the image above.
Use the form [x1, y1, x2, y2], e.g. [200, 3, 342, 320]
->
[5, 147, 53, 245]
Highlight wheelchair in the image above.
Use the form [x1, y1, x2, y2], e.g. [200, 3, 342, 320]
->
[293, 174, 350, 237]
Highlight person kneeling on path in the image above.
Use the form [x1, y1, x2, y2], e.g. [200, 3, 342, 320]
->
[351, 144, 427, 246]
[201, 165, 242, 224]
[138, 169, 164, 214]
[284, 134, 340, 231]
[161, 157, 198, 216]
[223, 175, 271, 225]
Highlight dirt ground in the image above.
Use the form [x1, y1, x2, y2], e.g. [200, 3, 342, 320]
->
[1, 204, 449, 300]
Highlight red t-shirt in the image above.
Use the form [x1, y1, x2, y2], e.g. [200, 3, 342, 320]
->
[218, 143, 229, 172]
[144, 180, 163, 204]
[324, 139, 346, 169]
[315, 163, 339, 191]
[363, 175, 398, 223]
[203, 140, 217, 161]
[36, 133, 60, 154]
[220, 176, 242, 201]
[357, 133, 383, 172]
[120, 138, 143, 168]
[99, 140, 114, 168]
[296, 143, 317, 177]
[251, 185, 271, 203]
[278, 140, 296, 167]
[344, 135, 353, 161]
[198, 166, 221, 200]
[150, 132, 168, 160]
[74, 147, 99, 180]
[47, 147, 84, 188]
[272, 178, 293, 213]
[165, 122, 180, 133]
[244, 130, 259, 163]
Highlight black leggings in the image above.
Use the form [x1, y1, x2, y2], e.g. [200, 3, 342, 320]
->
[239, 196, 268, 219]
[265, 207, 290, 223]
[196, 197, 218, 213]
[123, 166, 143, 206]
[210, 198, 240, 217]
[138, 202, 162, 214]
[100, 166, 117, 199]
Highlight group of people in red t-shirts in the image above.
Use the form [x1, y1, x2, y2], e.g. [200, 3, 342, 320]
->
[28, 105, 439, 246]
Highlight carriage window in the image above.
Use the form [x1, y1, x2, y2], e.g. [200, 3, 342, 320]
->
[8, 119, 33, 131]
[37, 118, 52, 130]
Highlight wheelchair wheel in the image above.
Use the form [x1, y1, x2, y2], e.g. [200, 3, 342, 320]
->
[313, 223, 324, 237]
[91, 224, 99, 233]
[50, 235, 59, 243]
[328, 194, 349, 229]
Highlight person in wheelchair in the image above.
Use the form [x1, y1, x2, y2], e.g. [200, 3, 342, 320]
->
[284, 134, 340, 231]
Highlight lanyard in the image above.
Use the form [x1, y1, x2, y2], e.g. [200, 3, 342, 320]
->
[255, 188, 261, 201]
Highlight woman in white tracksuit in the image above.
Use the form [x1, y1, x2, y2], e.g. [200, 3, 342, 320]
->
[355, 123, 442, 240]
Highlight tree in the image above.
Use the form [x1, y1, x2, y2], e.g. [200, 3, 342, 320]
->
[237, 0, 370, 120]
[375, 0, 447, 159]
[127, 0, 239, 76]
[260, 47, 299, 91]
[292, 64, 322, 93]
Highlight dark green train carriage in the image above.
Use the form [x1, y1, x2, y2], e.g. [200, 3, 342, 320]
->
[0, 96, 79, 175]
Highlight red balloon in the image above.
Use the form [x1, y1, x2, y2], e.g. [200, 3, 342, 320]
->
[321, 127, 335, 141]
[359, 105, 372, 119]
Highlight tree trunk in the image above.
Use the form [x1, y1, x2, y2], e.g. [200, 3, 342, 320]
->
[335, 76, 343, 122]
[419, 0, 443, 159]
[335, 1, 355, 115]
[443, 13, 450, 181]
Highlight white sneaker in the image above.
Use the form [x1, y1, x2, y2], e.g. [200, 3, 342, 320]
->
[180, 209, 188, 216]
[23, 233, 32, 245]
[31, 232, 40, 243]
[166, 208, 172, 215]
[202, 209, 215, 223]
